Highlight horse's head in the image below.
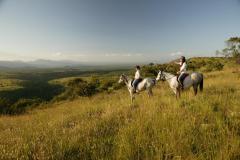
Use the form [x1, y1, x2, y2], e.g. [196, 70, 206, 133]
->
[118, 74, 126, 83]
[156, 70, 165, 81]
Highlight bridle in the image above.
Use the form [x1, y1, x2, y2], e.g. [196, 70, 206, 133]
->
[121, 75, 129, 83]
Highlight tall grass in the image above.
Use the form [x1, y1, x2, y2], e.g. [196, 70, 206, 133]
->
[0, 67, 240, 159]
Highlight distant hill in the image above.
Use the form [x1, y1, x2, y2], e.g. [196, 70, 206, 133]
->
[27, 59, 82, 68]
[0, 59, 84, 69]
[0, 59, 135, 71]
[0, 60, 30, 68]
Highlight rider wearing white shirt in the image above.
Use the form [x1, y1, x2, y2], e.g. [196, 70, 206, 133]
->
[176, 56, 187, 89]
[133, 65, 141, 92]
[135, 69, 140, 79]
[179, 61, 187, 73]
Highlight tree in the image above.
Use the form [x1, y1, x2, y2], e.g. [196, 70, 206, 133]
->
[217, 37, 240, 58]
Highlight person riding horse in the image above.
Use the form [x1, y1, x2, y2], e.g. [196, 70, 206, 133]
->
[175, 56, 187, 90]
[133, 65, 142, 93]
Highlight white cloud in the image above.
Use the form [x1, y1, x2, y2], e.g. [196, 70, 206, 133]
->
[170, 51, 183, 57]
[104, 53, 120, 57]
[49, 52, 87, 60]
[0, 51, 145, 62]
[104, 53, 143, 57]
[53, 52, 63, 57]
[0, 52, 34, 61]
[135, 53, 143, 56]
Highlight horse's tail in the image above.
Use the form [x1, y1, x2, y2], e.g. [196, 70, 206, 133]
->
[199, 74, 203, 92]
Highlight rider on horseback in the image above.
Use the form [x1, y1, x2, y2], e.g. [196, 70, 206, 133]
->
[133, 65, 141, 93]
[175, 56, 187, 90]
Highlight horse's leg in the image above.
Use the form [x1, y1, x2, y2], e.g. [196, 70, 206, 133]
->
[150, 89, 153, 96]
[129, 90, 134, 104]
[175, 88, 180, 99]
[173, 88, 177, 99]
[148, 89, 153, 97]
[130, 94, 133, 104]
[199, 78, 203, 92]
[178, 88, 181, 98]
[193, 85, 198, 96]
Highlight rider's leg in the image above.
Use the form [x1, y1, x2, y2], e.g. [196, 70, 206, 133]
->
[133, 79, 137, 92]
[134, 79, 141, 93]
[178, 73, 184, 90]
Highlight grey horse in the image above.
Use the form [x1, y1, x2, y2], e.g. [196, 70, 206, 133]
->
[156, 71, 203, 98]
[118, 74, 156, 103]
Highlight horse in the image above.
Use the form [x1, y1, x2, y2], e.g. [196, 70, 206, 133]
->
[118, 74, 156, 103]
[156, 70, 203, 98]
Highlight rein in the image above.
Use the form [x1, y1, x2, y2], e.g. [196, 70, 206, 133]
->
[122, 75, 130, 84]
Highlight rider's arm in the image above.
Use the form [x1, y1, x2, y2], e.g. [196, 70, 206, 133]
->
[175, 61, 182, 65]
[180, 63, 187, 72]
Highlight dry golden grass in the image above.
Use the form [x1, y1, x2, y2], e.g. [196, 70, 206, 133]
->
[0, 66, 240, 159]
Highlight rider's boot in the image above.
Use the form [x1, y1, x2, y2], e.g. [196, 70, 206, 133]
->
[177, 77, 184, 90]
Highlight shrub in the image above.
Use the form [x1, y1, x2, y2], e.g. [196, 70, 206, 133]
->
[99, 80, 115, 91]
[203, 61, 224, 72]
[8, 99, 42, 114]
[55, 78, 99, 100]
[165, 64, 178, 74]
[68, 78, 98, 97]
[141, 65, 158, 77]
[0, 98, 11, 114]
[188, 59, 206, 71]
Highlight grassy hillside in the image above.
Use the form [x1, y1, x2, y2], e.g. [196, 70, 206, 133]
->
[0, 68, 129, 114]
[0, 59, 240, 159]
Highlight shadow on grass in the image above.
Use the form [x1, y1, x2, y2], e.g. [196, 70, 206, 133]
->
[0, 69, 129, 115]
[0, 80, 64, 115]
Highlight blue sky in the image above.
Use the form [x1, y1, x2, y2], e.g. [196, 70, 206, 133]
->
[0, 0, 239, 63]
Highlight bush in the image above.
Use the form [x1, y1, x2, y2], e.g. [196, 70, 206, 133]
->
[203, 61, 224, 72]
[165, 64, 178, 74]
[0, 98, 42, 115]
[0, 98, 11, 114]
[188, 59, 206, 71]
[8, 99, 42, 114]
[54, 77, 124, 101]
[99, 80, 114, 91]
[141, 65, 158, 77]
[67, 78, 98, 97]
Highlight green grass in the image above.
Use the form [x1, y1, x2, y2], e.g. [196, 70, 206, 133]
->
[0, 79, 24, 91]
[0, 64, 240, 159]
[0, 68, 128, 114]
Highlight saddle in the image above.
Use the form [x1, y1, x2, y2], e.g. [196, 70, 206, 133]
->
[177, 73, 189, 88]
[131, 78, 143, 87]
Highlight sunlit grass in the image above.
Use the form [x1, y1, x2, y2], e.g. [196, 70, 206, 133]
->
[0, 79, 24, 91]
[0, 66, 240, 159]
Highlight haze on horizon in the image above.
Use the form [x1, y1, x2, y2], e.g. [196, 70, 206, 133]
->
[0, 0, 240, 63]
